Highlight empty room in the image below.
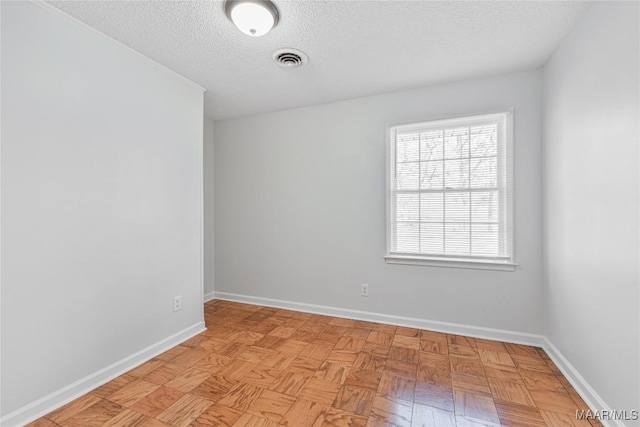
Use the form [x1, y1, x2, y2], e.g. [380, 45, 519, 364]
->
[1, 1, 638, 426]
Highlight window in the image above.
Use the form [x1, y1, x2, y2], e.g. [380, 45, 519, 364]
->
[385, 111, 515, 270]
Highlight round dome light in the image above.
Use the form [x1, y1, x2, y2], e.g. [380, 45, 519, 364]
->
[225, 1, 279, 37]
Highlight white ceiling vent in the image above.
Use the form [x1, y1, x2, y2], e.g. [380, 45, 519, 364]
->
[273, 48, 308, 68]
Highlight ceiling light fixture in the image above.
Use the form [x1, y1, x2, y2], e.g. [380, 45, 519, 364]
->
[225, 0, 279, 37]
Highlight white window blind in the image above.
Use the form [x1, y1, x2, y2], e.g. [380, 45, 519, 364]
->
[386, 111, 514, 269]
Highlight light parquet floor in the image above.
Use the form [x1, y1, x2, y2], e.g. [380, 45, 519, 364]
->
[29, 300, 601, 427]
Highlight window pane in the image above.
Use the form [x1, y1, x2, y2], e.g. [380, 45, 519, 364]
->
[420, 193, 443, 222]
[471, 223, 499, 256]
[396, 222, 419, 253]
[420, 161, 443, 189]
[444, 159, 469, 189]
[444, 127, 469, 159]
[471, 191, 499, 223]
[421, 223, 443, 253]
[421, 130, 443, 161]
[396, 194, 419, 222]
[445, 223, 470, 255]
[445, 192, 470, 222]
[396, 135, 419, 162]
[470, 124, 497, 157]
[470, 157, 497, 188]
[388, 112, 512, 263]
[396, 162, 419, 190]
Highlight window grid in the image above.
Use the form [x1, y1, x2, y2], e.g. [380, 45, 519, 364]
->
[388, 112, 513, 263]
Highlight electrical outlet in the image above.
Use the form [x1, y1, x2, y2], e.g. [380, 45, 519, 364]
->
[361, 284, 369, 297]
[173, 295, 182, 312]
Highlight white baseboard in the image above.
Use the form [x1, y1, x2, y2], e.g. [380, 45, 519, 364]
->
[1, 322, 206, 427]
[542, 338, 624, 427]
[214, 292, 625, 426]
[213, 291, 544, 347]
[7, 293, 618, 427]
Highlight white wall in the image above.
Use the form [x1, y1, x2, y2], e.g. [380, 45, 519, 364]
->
[543, 1, 639, 417]
[1, 1, 204, 420]
[214, 70, 543, 336]
[204, 118, 215, 299]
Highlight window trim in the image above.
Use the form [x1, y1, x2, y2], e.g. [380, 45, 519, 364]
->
[384, 255, 517, 271]
[385, 109, 516, 271]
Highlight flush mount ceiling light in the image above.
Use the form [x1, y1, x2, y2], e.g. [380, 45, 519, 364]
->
[225, 0, 279, 37]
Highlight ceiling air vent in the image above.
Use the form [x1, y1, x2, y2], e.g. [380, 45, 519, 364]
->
[273, 48, 308, 68]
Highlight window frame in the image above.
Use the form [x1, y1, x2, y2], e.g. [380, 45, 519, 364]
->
[384, 110, 516, 271]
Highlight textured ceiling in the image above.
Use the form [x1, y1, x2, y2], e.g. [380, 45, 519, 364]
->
[48, 1, 589, 120]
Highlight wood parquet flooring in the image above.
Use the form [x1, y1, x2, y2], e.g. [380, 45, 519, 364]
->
[29, 300, 602, 427]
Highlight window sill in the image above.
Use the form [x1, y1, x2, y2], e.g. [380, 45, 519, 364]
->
[384, 255, 517, 271]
